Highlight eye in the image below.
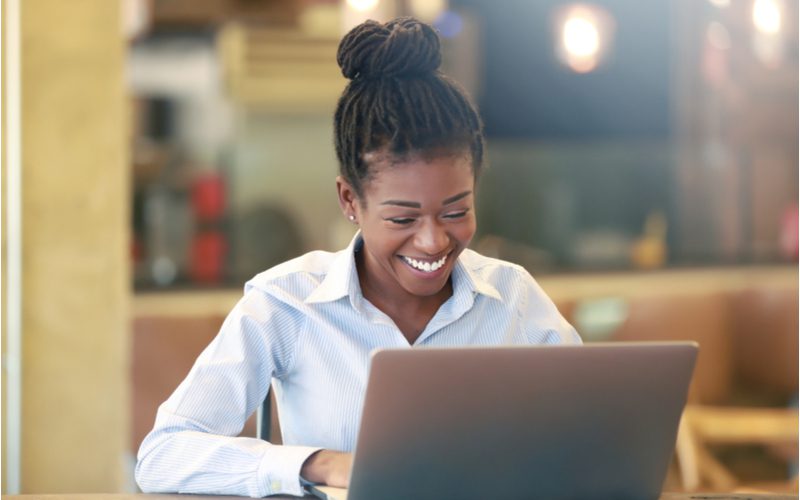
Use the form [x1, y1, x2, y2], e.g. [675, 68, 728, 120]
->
[443, 209, 469, 220]
[386, 217, 416, 225]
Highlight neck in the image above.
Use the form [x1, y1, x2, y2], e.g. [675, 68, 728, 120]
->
[355, 250, 452, 319]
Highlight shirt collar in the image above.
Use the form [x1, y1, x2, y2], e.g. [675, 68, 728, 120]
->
[304, 233, 503, 305]
[451, 254, 503, 301]
[304, 232, 362, 305]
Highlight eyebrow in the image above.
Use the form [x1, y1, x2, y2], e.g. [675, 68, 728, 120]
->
[380, 191, 472, 209]
[442, 191, 472, 206]
[380, 199, 421, 208]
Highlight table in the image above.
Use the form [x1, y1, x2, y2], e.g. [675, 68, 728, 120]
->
[4, 493, 798, 500]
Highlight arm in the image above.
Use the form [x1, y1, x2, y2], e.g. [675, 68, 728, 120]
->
[135, 290, 320, 497]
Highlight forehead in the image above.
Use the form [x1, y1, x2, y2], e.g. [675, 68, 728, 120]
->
[363, 153, 475, 201]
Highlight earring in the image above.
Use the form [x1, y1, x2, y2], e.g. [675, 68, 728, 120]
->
[348, 214, 356, 223]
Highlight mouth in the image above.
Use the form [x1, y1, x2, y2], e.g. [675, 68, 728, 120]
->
[400, 253, 449, 274]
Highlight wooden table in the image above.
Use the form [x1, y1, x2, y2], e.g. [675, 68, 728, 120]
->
[4, 493, 798, 500]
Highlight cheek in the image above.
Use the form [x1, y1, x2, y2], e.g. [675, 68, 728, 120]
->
[454, 217, 477, 244]
[362, 223, 405, 254]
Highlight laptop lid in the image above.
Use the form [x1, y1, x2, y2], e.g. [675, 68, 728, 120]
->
[331, 342, 697, 500]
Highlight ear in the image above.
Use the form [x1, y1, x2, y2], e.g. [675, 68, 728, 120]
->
[336, 176, 360, 219]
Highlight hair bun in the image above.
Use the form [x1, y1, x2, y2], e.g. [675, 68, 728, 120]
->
[337, 17, 442, 80]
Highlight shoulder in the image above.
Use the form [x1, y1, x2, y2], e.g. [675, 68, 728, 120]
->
[215, 251, 345, 377]
[225, 249, 341, 341]
[244, 249, 340, 300]
[461, 249, 580, 344]
[459, 248, 535, 288]
[459, 248, 557, 309]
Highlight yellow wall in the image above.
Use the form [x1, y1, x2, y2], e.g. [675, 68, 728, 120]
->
[3, 0, 129, 492]
[2, 0, 9, 489]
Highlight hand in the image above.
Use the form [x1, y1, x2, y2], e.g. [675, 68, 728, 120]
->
[300, 450, 352, 487]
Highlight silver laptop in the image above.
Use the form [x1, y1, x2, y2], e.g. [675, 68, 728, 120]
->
[309, 342, 697, 500]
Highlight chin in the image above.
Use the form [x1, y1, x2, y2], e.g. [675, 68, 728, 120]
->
[403, 274, 451, 298]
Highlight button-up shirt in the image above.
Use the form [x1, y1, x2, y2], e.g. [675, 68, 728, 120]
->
[135, 234, 581, 497]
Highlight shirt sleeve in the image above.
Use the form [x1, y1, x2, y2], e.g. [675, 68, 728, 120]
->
[135, 288, 321, 497]
[516, 268, 582, 345]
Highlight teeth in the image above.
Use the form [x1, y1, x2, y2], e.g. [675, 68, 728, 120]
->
[402, 255, 447, 273]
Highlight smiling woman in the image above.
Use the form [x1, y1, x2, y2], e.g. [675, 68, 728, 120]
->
[338, 154, 477, 339]
[135, 16, 580, 499]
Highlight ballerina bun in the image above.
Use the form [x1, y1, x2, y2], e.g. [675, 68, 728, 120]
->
[336, 17, 442, 80]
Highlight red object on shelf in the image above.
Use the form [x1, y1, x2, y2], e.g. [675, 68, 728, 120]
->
[192, 173, 225, 221]
[190, 231, 227, 284]
[132, 236, 144, 263]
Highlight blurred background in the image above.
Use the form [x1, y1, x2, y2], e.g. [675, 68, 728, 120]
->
[2, 0, 797, 495]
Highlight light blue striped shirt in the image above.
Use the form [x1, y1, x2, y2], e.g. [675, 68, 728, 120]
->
[135, 234, 581, 498]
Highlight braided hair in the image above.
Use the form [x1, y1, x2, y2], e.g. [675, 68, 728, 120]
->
[334, 17, 485, 200]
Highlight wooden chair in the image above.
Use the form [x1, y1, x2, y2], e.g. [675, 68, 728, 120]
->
[571, 289, 798, 492]
[676, 405, 798, 492]
[675, 286, 799, 493]
[573, 292, 735, 404]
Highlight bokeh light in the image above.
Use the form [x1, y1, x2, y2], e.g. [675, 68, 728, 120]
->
[706, 21, 732, 51]
[346, 0, 379, 14]
[409, 0, 447, 23]
[563, 17, 600, 58]
[554, 4, 614, 74]
[433, 10, 464, 39]
[752, 0, 781, 35]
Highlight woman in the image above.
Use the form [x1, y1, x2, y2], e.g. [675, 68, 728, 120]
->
[136, 16, 580, 498]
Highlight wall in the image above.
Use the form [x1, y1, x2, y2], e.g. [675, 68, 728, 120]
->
[2, 0, 129, 493]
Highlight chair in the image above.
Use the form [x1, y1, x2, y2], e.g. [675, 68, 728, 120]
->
[676, 405, 798, 492]
[573, 292, 734, 404]
[674, 286, 799, 493]
[571, 288, 798, 492]
[256, 387, 282, 444]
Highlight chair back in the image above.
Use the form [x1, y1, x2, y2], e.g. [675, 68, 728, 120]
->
[256, 388, 282, 443]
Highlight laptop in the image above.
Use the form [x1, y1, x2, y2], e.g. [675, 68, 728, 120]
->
[308, 342, 697, 500]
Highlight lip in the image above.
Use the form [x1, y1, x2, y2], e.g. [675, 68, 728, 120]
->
[398, 251, 453, 279]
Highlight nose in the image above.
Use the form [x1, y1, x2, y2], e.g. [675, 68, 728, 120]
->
[414, 218, 450, 256]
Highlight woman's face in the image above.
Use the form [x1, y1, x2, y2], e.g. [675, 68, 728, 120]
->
[337, 152, 476, 301]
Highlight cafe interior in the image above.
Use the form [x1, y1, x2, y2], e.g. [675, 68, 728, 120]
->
[2, 0, 798, 495]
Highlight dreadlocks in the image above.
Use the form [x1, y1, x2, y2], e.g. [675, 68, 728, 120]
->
[334, 17, 485, 199]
